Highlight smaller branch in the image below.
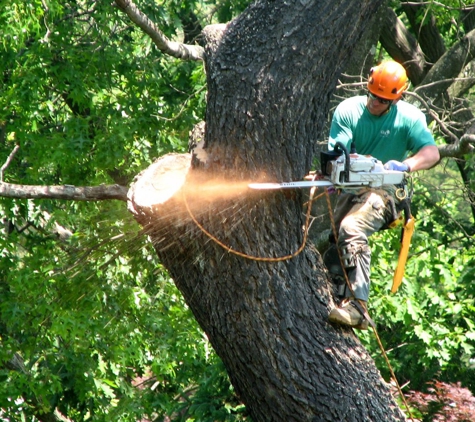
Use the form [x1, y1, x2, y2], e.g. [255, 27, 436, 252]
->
[401, 2, 474, 10]
[0, 144, 20, 182]
[114, 0, 205, 61]
[335, 81, 365, 90]
[404, 91, 460, 144]
[0, 182, 128, 201]
[153, 85, 206, 122]
[40, 0, 52, 43]
[53, 409, 73, 422]
[414, 77, 475, 93]
[438, 134, 475, 158]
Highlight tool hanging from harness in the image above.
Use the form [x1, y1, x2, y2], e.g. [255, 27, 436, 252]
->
[391, 194, 414, 293]
[382, 178, 414, 293]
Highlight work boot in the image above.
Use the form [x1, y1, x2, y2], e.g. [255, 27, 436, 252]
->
[328, 298, 369, 330]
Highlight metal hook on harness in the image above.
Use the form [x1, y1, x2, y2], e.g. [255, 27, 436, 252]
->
[395, 172, 414, 201]
[395, 187, 407, 200]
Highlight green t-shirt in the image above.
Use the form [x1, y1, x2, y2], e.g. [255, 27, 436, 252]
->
[328, 96, 436, 163]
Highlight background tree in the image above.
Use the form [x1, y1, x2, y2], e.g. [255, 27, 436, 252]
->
[0, 0, 474, 421]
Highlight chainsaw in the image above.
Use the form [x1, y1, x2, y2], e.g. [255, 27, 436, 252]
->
[248, 142, 413, 294]
[249, 142, 406, 191]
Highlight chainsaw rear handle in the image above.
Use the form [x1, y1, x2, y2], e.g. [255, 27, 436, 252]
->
[334, 141, 350, 182]
[321, 141, 352, 182]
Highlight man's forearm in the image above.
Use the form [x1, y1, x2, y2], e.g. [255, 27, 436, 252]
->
[403, 145, 440, 172]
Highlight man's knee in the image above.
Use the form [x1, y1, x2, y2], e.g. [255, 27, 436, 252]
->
[338, 219, 367, 247]
[339, 243, 371, 269]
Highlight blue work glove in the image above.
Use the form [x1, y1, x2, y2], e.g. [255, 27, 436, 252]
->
[384, 160, 409, 172]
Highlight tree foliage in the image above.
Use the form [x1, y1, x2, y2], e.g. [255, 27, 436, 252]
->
[0, 0, 475, 421]
[0, 1, 242, 421]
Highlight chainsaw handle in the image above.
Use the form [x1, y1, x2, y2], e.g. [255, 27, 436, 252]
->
[333, 141, 350, 182]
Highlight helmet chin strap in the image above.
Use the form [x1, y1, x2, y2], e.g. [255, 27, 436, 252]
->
[380, 96, 402, 116]
[378, 104, 391, 116]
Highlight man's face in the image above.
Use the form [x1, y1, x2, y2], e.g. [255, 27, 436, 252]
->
[366, 92, 392, 116]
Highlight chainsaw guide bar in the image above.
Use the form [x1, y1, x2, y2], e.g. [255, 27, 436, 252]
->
[249, 148, 407, 191]
[248, 180, 333, 190]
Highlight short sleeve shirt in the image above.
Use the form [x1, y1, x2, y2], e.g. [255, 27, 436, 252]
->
[328, 96, 436, 163]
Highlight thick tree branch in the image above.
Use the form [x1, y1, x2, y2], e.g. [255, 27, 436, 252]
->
[449, 70, 475, 98]
[0, 182, 127, 201]
[461, 6, 475, 32]
[380, 7, 427, 85]
[416, 28, 475, 99]
[438, 134, 475, 158]
[114, 0, 205, 61]
[401, 0, 446, 65]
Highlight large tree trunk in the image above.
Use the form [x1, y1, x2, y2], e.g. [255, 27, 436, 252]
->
[128, 0, 405, 420]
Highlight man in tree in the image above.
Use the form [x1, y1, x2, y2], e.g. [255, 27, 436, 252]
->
[325, 60, 440, 329]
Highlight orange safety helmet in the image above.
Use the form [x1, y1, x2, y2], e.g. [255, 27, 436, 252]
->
[367, 61, 408, 100]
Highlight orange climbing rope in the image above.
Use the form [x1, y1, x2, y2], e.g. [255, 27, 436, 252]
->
[183, 183, 324, 262]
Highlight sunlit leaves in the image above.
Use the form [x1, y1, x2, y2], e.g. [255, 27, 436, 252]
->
[0, 1, 207, 189]
[0, 0, 241, 420]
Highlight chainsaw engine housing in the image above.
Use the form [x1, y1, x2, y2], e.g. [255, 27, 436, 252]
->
[328, 154, 405, 188]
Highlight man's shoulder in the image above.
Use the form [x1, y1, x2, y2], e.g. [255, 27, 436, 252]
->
[395, 99, 426, 118]
[340, 95, 366, 106]
[336, 96, 366, 115]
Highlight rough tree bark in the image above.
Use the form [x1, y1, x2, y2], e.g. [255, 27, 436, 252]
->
[128, 0, 406, 420]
